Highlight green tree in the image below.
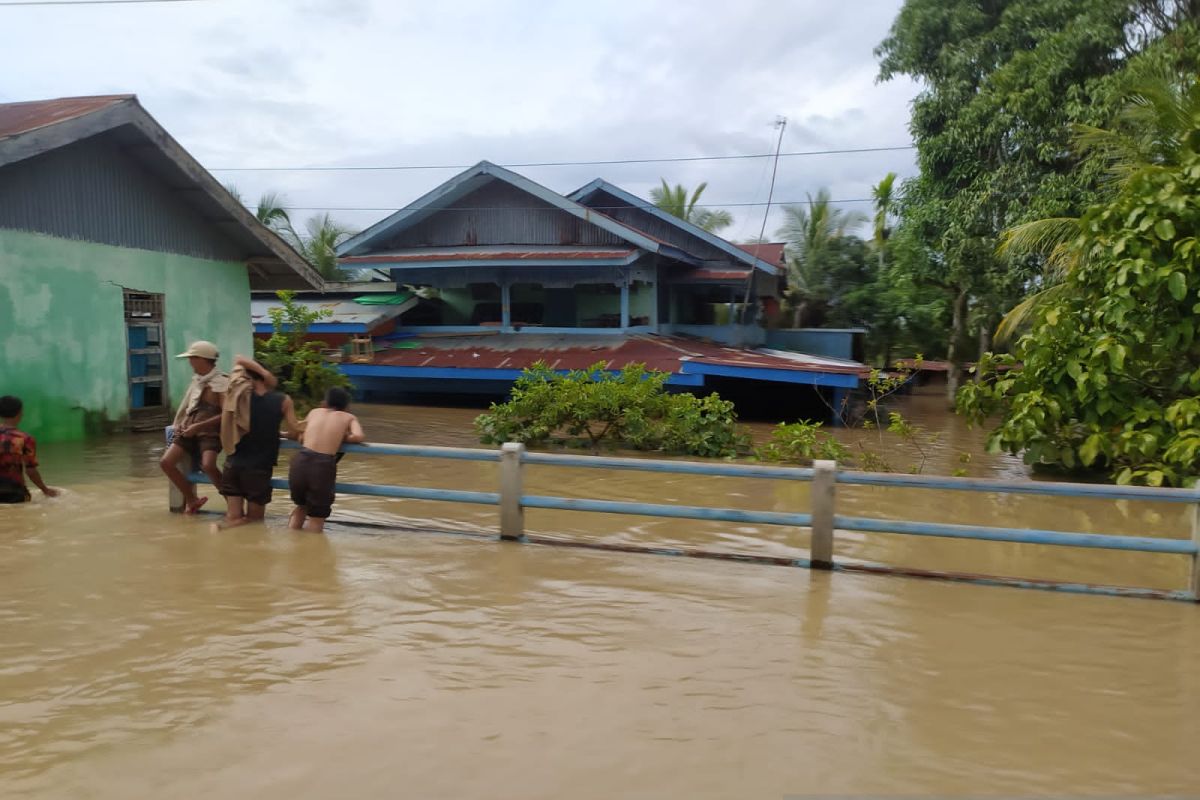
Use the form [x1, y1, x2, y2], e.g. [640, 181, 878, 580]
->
[958, 80, 1200, 485]
[876, 0, 1197, 400]
[254, 290, 352, 413]
[650, 180, 734, 233]
[776, 190, 866, 327]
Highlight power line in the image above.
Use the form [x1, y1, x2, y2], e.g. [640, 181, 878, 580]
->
[274, 200, 883, 212]
[209, 145, 915, 172]
[0, 0, 203, 5]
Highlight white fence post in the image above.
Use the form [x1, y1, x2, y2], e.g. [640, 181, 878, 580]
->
[1190, 501, 1200, 601]
[500, 442, 526, 541]
[811, 460, 837, 569]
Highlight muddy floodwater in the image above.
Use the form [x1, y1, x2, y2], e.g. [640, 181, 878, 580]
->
[3, 396, 1198, 798]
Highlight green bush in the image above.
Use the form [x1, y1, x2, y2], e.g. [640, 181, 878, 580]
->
[254, 290, 352, 413]
[474, 361, 747, 458]
[756, 420, 851, 464]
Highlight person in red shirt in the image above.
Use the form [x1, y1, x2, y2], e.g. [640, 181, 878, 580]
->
[0, 396, 58, 503]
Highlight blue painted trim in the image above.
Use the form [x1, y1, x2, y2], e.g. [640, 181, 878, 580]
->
[338, 161, 662, 256]
[339, 362, 704, 386]
[836, 471, 1200, 502]
[342, 364, 528, 381]
[369, 254, 641, 269]
[568, 179, 779, 275]
[834, 514, 1199, 554]
[680, 361, 860, 388]
[522, 494, 813, 527]
[522, 452, 812, 479]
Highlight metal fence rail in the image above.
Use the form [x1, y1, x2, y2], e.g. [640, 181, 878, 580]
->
[176, 436, 1200, 603]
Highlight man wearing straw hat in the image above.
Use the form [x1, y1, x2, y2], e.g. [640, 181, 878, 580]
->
[160, 340, 229, 513]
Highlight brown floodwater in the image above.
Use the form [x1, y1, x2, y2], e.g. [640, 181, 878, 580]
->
[2, 395, 1198, 798]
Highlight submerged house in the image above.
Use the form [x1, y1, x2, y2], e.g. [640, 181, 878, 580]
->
[333, 161, 865, 419]
[0, 95, 321, 441]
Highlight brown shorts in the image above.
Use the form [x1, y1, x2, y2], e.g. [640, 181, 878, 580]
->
[219, 464, 274, 506]
[288, 448, 337, 518]
[172, 431, 221, 457]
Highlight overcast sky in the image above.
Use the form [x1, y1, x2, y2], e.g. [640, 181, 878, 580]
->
[1, 0, 921, 241]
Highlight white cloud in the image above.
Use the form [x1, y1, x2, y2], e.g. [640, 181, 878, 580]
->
[1, 0, 920, 240]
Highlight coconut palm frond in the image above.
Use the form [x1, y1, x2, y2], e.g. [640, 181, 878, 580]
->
[994, 283, 1072, 347]
[256, 191, 292, 230]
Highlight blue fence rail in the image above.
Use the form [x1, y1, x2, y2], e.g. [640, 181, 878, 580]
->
[174, 435, 1200, 603]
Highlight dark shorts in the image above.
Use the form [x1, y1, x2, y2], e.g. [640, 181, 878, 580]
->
[0, 479, 30, 503]
[219, 463, 274, 506]
[288, 448, 337, 518]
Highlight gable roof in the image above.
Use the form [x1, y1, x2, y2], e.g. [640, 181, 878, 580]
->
[0, 95, 322, 290]
[336, 160, 664, 258]
[734, 241, 786, 270]
[568, 179, 778, 275]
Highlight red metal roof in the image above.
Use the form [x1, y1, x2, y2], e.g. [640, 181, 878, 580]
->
[0, 95, 133, 139]
[342, 249, 636, 264]
[370, 333, 866, 376]
[685, 268, 752, 281]
[733, 242, 786, 269]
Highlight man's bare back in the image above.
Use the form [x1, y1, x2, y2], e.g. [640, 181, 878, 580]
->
[301, 407, 365, 455]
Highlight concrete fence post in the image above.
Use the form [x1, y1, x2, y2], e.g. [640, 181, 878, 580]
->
[1190, 501, 1200, 601]
[810, 459, 837, 569]
[500, 442, 526, 541]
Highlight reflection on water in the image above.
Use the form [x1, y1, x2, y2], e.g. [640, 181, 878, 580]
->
[2, 399, 1199, 798]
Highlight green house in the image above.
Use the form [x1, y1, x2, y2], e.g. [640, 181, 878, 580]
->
[0, 95, 322, 442]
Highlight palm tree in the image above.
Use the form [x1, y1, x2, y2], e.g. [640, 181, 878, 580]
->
[995, 70, 1200, 345]
[255, 191, 292, 231]
[871, 172, 898, 271]
[295, 213, 356, 281]
[776, 190, 866, 326]
[649, 180, 734, 234]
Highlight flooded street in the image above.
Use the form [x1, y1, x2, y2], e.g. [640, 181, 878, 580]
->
[2, 397, 1199, 798]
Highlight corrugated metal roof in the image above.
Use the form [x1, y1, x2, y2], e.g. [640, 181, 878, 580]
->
[341, 247, 637, 265]
[369, 333, 867, 376]
[733, 242, 786, 269]
[251, 296, 417, 328]
[0, 95, 132, 139]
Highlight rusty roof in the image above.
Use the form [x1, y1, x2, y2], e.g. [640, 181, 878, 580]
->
[370, 333, 867, 376]
[341, 248, 637, 265]
[0, 95, 133, 139]
[733, 242, 786, 269]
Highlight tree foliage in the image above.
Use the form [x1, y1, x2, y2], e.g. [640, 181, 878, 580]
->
[876, 0, 1199, 393]
[475, 362, 747, 458]
[253, 290, 352, 413]
[958, 92, 1200, 485]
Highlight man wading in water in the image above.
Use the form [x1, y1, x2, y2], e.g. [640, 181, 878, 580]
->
[288, 387, 365, 533]
[160, 340, 228, 513]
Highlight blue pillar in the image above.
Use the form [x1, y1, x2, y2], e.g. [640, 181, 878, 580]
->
[620, 281, 630, 329]
[501, 282, 512, 332]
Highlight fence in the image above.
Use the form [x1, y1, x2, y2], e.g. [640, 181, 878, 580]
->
[177, 437, 1200, 603]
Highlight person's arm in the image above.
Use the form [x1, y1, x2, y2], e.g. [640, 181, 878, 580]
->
[234, 354, 278, 390]
[343, 414, 366, 444]
[280, 395, 305, 439]
[26, 467, 57, 497]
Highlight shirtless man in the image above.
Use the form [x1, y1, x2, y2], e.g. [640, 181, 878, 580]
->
[161, 340, 228, 513]
[288, 387, 365, 533]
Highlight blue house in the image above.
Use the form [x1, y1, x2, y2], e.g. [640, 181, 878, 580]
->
[334, 161, 864, 418]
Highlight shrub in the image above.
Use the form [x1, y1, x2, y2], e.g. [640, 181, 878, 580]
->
[474, 362, 747, 458]
[254, 290, 352, 412]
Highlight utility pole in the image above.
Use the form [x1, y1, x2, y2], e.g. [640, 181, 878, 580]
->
[737, 115, 787, 346]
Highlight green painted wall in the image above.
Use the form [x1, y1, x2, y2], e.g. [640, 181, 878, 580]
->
[629, 281, 654, 322]
[0, 229, 253, 442]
